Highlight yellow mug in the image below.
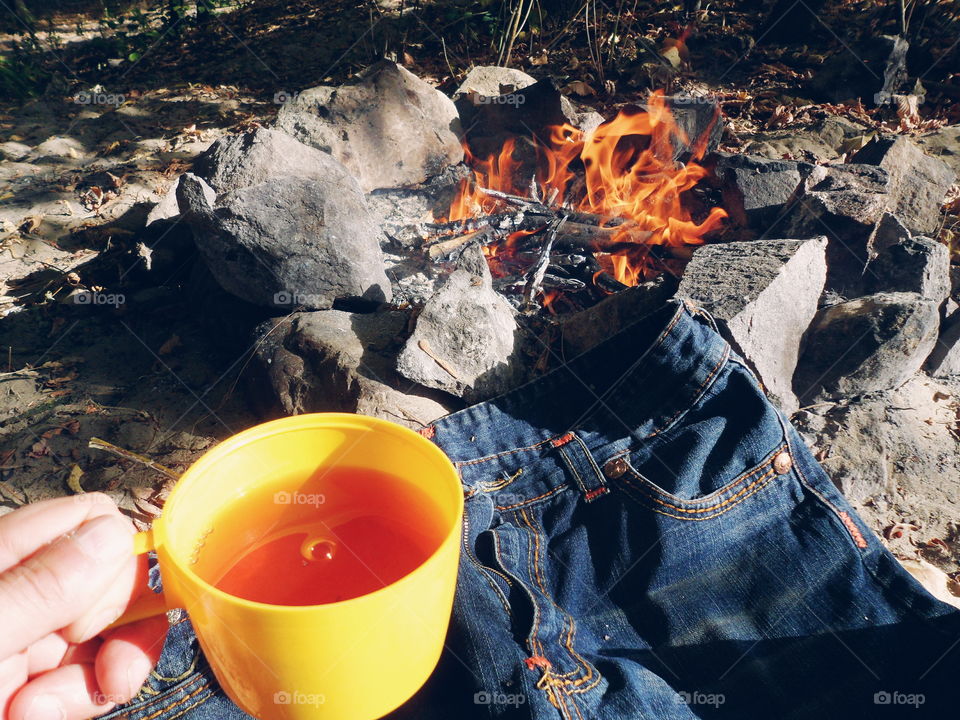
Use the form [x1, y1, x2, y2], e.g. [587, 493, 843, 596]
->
[114, 413, 463, 720]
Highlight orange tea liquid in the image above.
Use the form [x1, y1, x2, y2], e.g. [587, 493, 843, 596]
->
[192, 466, 446, 605]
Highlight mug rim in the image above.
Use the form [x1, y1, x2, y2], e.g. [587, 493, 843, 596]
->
[154, 412, 463, 612]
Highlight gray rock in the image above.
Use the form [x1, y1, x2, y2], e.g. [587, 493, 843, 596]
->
[711, 152, 811, 231]
[866, 211, 911, 259]
[456, 77, 603, 159]
[850, 136, 956, 235]
[192, 127, 344, 194]
[795, 292, 940, 402]
[561, 275, 677, 357]
[781, 163, 891, 293]
[916, 124, 960, 175]
[275, 61, 463, 192]
[664, 95, 723, 159]
[866, 236, 950, 304]
[146, 174, 216, 227]
[926, 315, 960, 377]
[453, 66, 536, 99]
[794, 375, 960, 549]
[742, 116, 871, 163]
[177, 173, 391, 309]
[396, 263, 528, 402]
[250, 311, 453, 429]
[677, 237, 828, 415]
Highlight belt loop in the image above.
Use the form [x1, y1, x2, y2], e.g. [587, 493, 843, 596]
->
[682, 296, 721, 335]
[552, 431, 609, 502]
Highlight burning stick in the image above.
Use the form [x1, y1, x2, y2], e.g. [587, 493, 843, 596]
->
[523, 215, 568, 307]
[426, 227, 496, 260]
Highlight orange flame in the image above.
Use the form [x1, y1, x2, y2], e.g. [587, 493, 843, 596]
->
[444, 91, 727, 286]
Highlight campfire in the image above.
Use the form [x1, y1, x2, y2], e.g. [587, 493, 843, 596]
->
[422, 91, 728, 312]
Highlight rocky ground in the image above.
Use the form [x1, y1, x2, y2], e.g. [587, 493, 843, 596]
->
[1, 1, 959, 602]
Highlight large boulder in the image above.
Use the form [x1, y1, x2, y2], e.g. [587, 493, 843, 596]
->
[274, 61, 463, 192]
[710, 152, 812, 232]
[780, 163, 891, 294]
[865, 236, 950, 304]
[249, 310, 453, 429]
[192, 127, 343, 193]
[850, 136, 956, 236]
[177, 173, 390, 310]
[794, 375, 960, 546]
[794, 292, 940, 402]
[677, 237, 828, 415]
[396, 245, 529, 402]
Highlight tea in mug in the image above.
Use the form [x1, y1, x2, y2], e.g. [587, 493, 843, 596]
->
[191, 467, 446, 605]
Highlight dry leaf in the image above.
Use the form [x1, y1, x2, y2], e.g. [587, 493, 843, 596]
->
[66, 464, 84, 493]
[63, 419, 81, 435]
[41, 427, 63, 439]
[529, 50, 549, 66]
[18, 216, 42, 234]
[564, 80, 596, 97]
[27, 440, 50, 459]
[158, 334, 182, 355]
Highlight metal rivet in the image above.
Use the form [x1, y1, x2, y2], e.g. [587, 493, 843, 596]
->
[773, 452, 793, 475]
[603, 457, 628, 479]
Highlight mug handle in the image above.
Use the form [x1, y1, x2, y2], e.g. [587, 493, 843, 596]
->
[105, 529, 172, 630]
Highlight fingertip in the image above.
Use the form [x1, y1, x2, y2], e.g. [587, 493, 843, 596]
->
[95, 616, 168, 702]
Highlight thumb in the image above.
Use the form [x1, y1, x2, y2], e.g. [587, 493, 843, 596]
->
[0, 514, 135, 660]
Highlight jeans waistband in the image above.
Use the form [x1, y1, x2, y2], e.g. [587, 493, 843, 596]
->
[427, 298, 731, 493]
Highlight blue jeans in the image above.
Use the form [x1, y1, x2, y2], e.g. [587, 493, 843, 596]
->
[102, 299, 960, 719]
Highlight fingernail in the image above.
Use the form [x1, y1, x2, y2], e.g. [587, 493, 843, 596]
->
[73, 515, 131, 561]
[24, 695, 65, 720]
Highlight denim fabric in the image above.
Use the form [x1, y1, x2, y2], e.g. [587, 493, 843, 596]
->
[104, 299, 960, 720]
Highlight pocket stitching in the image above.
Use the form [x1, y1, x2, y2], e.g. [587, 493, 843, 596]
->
[622, 443, 787, 511]
[619, 468, 781, 521]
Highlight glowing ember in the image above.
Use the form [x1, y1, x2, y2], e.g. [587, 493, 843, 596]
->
[441, 91, 727, 288]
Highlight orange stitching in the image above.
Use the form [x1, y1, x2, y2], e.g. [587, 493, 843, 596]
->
[495, 484, 565, 510]
[458, 437, 555, 467]
[625, 443, 786, 508]
[120, 673, 205, 716]
[585, 487, 608, 501]
[621, 472, 779, 521]
[164, 695, 214, 720]
[839, 511, 869, 548]
[623, 448, 777, 513]
[142, 680, 210, 720]
[460, 514, 513, 617]
[644, 344, 730, 440]
[479, 468, 523, 493]
[521, 511, 599, 687]
[622, 466, 776, 515]
[551, 432, 576, 447]
[520, 509, 579, 679]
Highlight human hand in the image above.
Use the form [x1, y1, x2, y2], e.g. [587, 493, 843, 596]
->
[0, 493, 169, 719]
